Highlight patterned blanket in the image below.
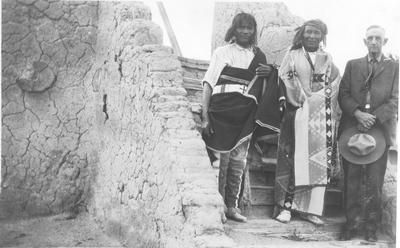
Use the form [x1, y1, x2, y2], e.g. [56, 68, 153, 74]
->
[275, 48, 341, 216]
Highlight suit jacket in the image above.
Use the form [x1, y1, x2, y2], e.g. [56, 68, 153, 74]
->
[338, 55, 398, 146]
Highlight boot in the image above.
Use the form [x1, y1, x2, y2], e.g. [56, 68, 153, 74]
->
[226, 207, 247, 222]
[365, 229, 378, 242]
[339, 225, 357, 241]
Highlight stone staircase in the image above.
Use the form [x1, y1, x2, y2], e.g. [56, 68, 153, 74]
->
[246, 141, 276, 217]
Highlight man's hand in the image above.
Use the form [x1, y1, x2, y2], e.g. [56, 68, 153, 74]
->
[201, 114, 214, 136]
[255, 64, 272, 78]
[357, 123, 370, 133]
[354, 109, 376, 130]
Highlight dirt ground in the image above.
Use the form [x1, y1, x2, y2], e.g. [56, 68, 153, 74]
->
[0, 212, 395, 248]
[0, 213, 123, 248]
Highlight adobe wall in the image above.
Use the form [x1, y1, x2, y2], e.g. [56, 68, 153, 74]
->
[1, 0, 395, 244]
[1, 0, 99, 217]
[89, 2, 231, 247]
[2, 1, 232, 247]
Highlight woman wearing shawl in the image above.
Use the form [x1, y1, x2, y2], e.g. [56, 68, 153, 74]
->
[201, 13, 273, 222]
[274, 19, 341, 225]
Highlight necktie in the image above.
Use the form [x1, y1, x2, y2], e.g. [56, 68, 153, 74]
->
[369, 58, 378, 77]
[365, 59, 377, 113]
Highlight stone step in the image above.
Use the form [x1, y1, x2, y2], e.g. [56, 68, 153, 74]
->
[182, 76, 203, 90]
[249, 157, 276, 172]
[249, 170, 275, 187]
[250, 186, 274, 205]
[178, 56, 210, 70]
[247, 205, 274, 218]
[247, 144, 276, 172]
[261, 157, 277, 165]
[249, 185, 344, 208]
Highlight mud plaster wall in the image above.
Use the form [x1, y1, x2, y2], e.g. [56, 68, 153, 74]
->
[2, 1, 232, 247]
[77, 2, 231, 248]
[1, 0, 98, 217]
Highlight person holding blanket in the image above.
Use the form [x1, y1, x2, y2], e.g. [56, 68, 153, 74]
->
[201, 12, 274, 222]
[274, 19, 341, 225]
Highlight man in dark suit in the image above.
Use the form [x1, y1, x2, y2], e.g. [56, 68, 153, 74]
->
[338, 25, 398, 242]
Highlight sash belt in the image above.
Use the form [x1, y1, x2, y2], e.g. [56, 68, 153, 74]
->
[212, 84, 247, 95]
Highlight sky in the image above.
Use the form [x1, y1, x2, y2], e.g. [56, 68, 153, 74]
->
[147, 0, 399, 73]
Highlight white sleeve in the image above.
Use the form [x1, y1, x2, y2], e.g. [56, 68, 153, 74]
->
[278, 50, 306, 107]
[202, 47, 227, 88]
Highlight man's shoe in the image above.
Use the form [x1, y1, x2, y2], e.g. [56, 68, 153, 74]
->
[226, 207, 247, 222]
[299, 213, 324, 226]
[339, 226, 356, 241]
[275, 209, 291, 223]
[365, 230, 378, 242]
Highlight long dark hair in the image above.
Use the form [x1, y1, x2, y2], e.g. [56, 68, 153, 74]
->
[291, 19, 327, 50]
[224, 12, 257, 45]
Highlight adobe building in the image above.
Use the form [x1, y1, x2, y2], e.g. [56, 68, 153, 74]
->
[1, 1, 396, 247]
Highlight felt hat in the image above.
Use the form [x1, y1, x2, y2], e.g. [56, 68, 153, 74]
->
[339, 126, 386, 165]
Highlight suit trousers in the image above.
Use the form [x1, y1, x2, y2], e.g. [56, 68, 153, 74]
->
[343, 149, 388, 232]
[219, 139, 250, 208]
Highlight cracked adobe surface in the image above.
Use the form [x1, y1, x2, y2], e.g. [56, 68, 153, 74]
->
[2, 0, 98, 217]
[2, 1, 229, 247]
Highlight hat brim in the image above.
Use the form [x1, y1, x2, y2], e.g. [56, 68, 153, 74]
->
[339, 126, 386, 165]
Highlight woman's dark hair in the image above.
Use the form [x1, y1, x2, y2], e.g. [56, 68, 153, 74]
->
[224, 12, 257, 45]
